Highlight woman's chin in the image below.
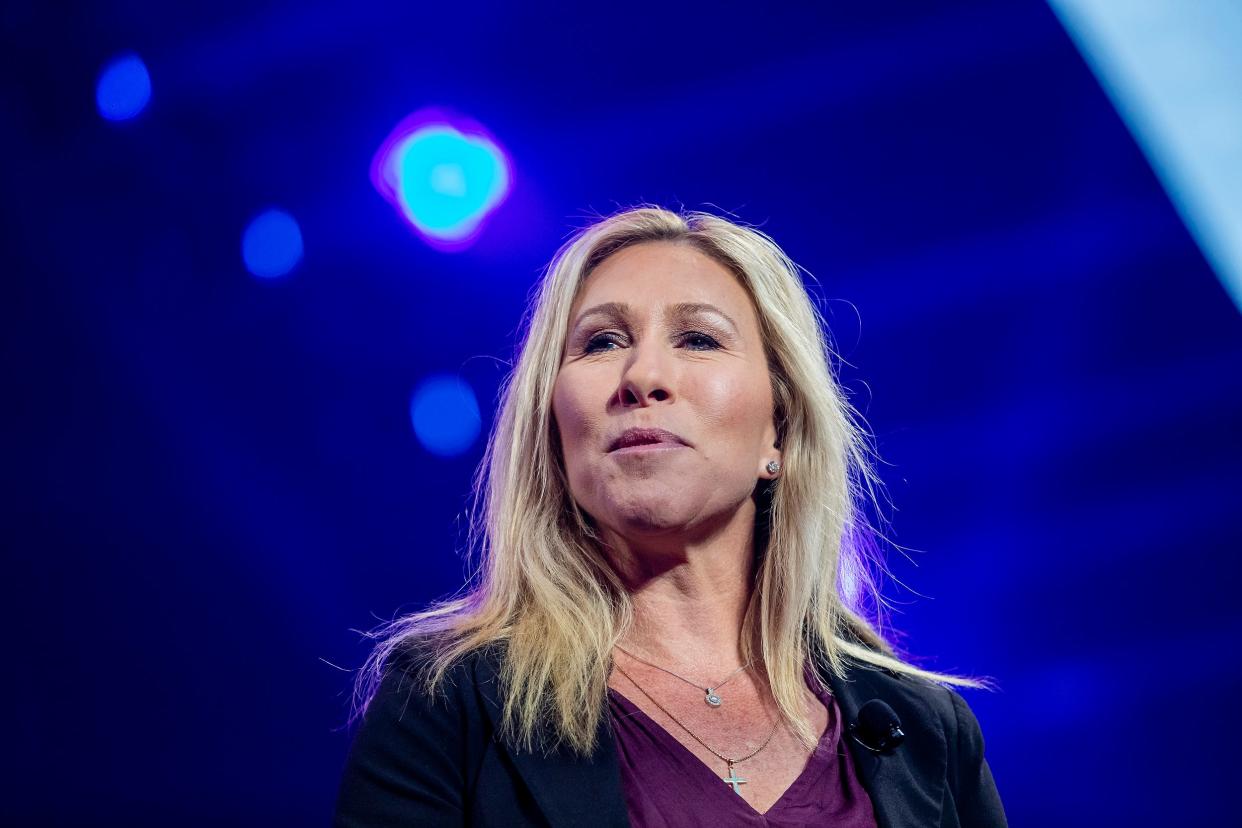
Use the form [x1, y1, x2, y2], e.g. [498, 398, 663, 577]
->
[604, 496, 735, 539]
[596, 498, 694, 536]
[613, 510, 690, 535]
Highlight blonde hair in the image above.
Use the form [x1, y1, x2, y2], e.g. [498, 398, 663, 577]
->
[351, 205, 992, 756]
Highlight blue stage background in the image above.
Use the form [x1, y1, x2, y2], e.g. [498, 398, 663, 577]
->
[5, 2, 1240, 824]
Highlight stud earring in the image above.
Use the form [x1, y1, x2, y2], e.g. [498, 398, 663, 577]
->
[766, 460, 781, 475]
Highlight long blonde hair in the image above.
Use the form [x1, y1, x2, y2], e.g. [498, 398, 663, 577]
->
[351, 206, 992, 756]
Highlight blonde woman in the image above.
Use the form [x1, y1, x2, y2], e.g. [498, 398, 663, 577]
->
[334, 207, 1007, 827]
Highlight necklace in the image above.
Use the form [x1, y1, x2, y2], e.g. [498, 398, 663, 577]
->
[614, 644, 752, 707]
[612, 661, 781, 794]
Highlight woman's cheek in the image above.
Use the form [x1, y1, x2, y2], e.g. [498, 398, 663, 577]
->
[692, 373, 743, 421]
[554, 384, 600, 463]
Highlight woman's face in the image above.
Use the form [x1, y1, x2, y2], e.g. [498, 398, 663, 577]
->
[552, 241, 780, 545]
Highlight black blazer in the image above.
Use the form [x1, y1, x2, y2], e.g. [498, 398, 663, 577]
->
[334, 644, 1007, 827]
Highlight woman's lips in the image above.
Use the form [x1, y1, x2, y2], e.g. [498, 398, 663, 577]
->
[609, 442, 687, 456]
[607, 427, 690, 452]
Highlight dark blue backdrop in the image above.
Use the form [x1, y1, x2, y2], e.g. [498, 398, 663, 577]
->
[5, 2, 1240, 825]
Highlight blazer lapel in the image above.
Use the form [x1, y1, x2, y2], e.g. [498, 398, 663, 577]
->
[473, 649, 632, 828]
[823, 662, 947, 828]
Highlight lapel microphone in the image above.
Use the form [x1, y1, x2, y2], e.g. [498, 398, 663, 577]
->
[848, 700, 906, 754]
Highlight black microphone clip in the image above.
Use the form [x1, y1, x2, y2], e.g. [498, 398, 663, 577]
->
[848, 699, 905, 754]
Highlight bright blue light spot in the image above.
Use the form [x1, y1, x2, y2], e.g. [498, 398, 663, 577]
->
[371, 111, 511, 251]
[242, 209, 303, 279]
[397, 128, 507, 235]
[96, 53, 151, 121]
[410, 375, 482, 457]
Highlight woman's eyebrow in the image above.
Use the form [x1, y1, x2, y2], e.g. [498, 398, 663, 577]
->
[571, 301, 630, 330]
[669, 302, 739, 335]
[570, 301, 739, 334]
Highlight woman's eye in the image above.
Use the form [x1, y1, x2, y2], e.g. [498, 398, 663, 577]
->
[681, 332, 721, 350]
[582, 330, 720, 353]
[583, 333, 623, 353]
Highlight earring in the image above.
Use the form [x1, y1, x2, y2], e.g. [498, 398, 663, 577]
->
[766, 460, 781, 475]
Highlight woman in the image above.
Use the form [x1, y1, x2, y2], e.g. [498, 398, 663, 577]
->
[334, 207, 1007, 827]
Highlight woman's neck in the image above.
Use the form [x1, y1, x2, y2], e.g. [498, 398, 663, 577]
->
[604, 502, 759, 673]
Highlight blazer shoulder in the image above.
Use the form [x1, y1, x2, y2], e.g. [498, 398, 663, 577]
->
[334, 642, 498, 826]
[839, 659, 959, 720]
[842, 663, 1007, 825]
[374, 638, 497, 718]
[833, 658, 989, 764]
[866, 668, 990, 750]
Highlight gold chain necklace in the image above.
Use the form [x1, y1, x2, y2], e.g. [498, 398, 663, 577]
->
[613, 644, 752, 707]
[611, 660, 782, 795]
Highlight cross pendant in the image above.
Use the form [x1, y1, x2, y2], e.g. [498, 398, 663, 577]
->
[722, 761, 747, 795]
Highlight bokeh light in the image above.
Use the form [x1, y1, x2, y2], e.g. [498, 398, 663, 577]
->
[371, 109, 511, 251]
[96, 53, 152, 121]
[241, 209, 303, 279]
[410, 375, 482, 457]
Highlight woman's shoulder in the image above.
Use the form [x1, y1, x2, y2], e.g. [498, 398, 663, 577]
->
[374, 637, 500, 702]
[833, 658, 1006, 823]
[352, 639, 500, 740]
[833, 656, 983, 744]
[336, 643, 504, 824]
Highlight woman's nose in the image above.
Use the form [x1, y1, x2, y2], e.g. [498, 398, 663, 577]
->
[615, 344, 674, 407]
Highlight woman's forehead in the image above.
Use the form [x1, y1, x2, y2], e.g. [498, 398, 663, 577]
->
[570, 242, 757, 325]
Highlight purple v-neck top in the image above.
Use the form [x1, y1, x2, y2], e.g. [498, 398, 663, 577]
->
[606, 669, 878, 827]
